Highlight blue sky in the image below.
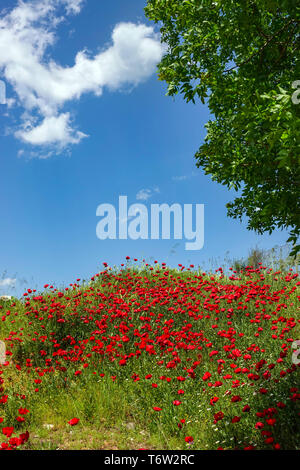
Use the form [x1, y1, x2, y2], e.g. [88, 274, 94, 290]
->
[0, 0, 289, 296]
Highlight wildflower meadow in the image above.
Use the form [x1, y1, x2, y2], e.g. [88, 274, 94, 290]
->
[0, 259, 299, 450]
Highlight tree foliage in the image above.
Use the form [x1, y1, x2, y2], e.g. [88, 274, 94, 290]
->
[145, 0, 300, 255]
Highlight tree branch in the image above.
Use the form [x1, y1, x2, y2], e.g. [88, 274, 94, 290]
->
[223, 18, 298, 74]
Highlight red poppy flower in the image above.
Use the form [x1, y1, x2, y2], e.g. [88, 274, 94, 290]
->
[2, 427, 14, 437]
[173, 400, 182, 406]
[231, 416, 241, 423]
[68, 418, 80, 426]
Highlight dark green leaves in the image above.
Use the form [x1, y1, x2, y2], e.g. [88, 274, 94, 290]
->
[145, 0, 300, 256]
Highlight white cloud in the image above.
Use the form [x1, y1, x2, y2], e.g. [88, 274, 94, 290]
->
[0, 278, 16, 288]
[16, 113, 87, 145]
[6, 98, 16, 108]
[136, 189, 152, 201]
[172, 172, 199, 182]
[63, 0, 84, 14]
[136, 187, 160, 201]
[0, 0, 164, 151]
[172, 175, 188, 181]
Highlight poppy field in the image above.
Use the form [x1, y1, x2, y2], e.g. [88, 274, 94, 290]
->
[0, 259, 299, 450]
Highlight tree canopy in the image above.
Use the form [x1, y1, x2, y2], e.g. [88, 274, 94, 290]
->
[145, 0, 300, 256]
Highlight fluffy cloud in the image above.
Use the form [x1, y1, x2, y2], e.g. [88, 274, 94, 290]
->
[136, 187, 160, 201]
[16, 113, 87, 145]
[63, 0, 85, 14]
[0, 0, 164, 151]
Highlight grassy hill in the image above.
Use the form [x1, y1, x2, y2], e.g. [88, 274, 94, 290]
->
[0, 260, 299, 450]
